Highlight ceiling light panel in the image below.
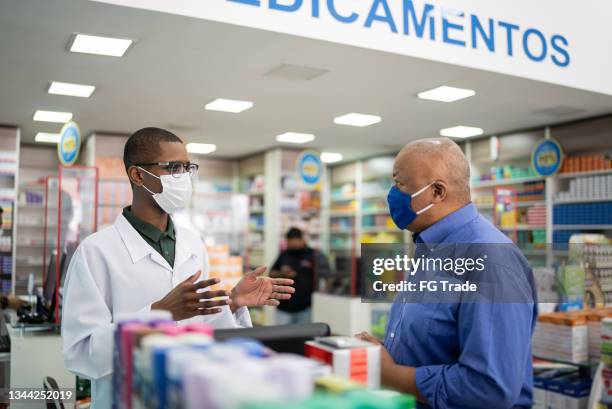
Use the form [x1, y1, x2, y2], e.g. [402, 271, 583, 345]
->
[205, 98, 254, 113]
[276, 132, 315, 144]
[321, 152, 343, 163]
[48, 81, 95, 98]
[34, 132, 60, 143]
[418, 86, 476, 102]
[334, 113, 381, 127]
[439, 126, 484, 138]
[69, 34, 132, 57]
[33, 110, 73, 123]
[186, 143, 217, 154]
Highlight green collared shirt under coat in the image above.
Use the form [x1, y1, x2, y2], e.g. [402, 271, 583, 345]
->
[122, 206, 175, 267]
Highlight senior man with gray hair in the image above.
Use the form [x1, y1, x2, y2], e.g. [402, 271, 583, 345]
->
[357, 138, 537, 409]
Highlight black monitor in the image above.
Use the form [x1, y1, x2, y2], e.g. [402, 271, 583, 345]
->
[43, 250, 67, 322]
[214, 323, 330, 355]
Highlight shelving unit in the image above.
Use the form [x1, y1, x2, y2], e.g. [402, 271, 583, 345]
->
[15, 144, 58, 294]
[83, 133, 131, 227]
[239, 149, 327, 325]
[467, 130, 552, 263]
[278, 150, 323, 251]
[239, 153, 267, 272]
[360, 157, 405, 246]
[326, 162, 357, 294]
[0, 127, 19, 294]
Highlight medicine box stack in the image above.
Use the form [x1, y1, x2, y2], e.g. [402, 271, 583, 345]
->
[588, 310, 612, 361]
[0, 151, 17, 176]
[206, 245, 243, 293]
[518, 181, 546, 202]
[527, 204, 547, 227]
[560, 154, 612, 174]
[601, 318, 612, 405]
[112, 312, 413, 409]
[0, 255, 11, 293]
[556, 174, 612, 202]
[98, 180, 132, 226]
[305, 337, 381, 389]
[533, 369, 591, 409]
[553, 202, 612, 225]
[533, 312, 589, 364]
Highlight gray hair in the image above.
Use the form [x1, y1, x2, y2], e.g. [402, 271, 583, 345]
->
[399, 138, 471, 204]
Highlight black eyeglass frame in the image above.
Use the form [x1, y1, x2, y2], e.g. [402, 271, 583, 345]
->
[135, 161, 199, 178]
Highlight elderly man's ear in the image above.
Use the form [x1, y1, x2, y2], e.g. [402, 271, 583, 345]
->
[431, 181, 448, 202]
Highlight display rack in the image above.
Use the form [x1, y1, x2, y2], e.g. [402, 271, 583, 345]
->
[360, 157, 405, 246]
[279, 150, 322, 250]
[15, 145, 58, 294]
[238, 149, 328, 325]
[0, 127, 19, 294]
[553, 160, 612, 248]
[468, 130, 551, 263]
[239, 153, 267, 272]
[82, 133, 131, 228]
[327, 162, 358, 296]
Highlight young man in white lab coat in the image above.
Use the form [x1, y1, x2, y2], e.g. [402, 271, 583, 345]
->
[61, 128, 295, 409]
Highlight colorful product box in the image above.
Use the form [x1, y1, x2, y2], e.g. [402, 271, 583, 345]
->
[305, 337, 380, 389]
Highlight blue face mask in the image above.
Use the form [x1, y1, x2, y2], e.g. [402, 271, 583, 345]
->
[387, 182, 435, 230]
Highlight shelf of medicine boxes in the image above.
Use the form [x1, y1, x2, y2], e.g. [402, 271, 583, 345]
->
[243, 174, 266, 269]
[15, 183, 53, 292]
[329, 181, 356, 253]
[0, 150, 17, 293]
[279, 172, 322, 249]
[471, 166, 548, 254]
[551, 156, 612, 248]
[97, 179, 132, 227]
[361, 174, 404, 244]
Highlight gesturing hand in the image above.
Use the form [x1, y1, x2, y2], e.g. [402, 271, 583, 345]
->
[230, 266, 295, 311]
[152, 271, 230, 321]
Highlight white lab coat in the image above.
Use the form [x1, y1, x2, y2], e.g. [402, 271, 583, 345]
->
[61, 214, 251, 409]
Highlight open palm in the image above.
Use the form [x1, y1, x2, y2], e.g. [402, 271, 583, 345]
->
[231, 266, 295, 308]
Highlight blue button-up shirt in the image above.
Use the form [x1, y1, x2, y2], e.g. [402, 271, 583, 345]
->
[384, 203, 537, 409]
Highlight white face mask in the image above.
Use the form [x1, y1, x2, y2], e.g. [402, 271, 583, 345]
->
[138, 167, 193, 214]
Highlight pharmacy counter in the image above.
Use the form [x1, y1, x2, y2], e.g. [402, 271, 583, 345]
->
[7, 324, 75, 409]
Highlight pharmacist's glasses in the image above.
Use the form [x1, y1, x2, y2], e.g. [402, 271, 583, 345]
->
[135, 161, 199, 178]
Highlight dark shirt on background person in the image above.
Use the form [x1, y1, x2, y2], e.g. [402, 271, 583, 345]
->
[270, 227, 330, 313]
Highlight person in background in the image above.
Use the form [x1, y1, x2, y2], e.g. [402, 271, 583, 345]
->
[270, 227, 331, 325]
[356, 138, 537, 409]
[0, 206, 27, 311]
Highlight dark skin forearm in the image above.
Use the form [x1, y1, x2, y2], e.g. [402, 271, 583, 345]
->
[356, 331, 427, 404]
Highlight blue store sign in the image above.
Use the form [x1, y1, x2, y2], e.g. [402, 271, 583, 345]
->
[297, 150, 322, 185]
[58, 121, 81, 166]
[532, 138, 563, 176]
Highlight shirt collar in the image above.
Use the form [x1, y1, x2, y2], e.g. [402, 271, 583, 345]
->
[114, 214, 153, 264]
[115, 213, 200, 267]
[122, 206, 175, 242]
[417, 203, 478, 244]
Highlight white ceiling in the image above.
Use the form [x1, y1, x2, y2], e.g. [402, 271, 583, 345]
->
[1, 0, 612, 161]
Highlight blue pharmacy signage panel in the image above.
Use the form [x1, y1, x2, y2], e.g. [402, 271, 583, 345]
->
[58, 121, 81, 166]
[297, 151, 322, 185]
[532, 138, 563, 177]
